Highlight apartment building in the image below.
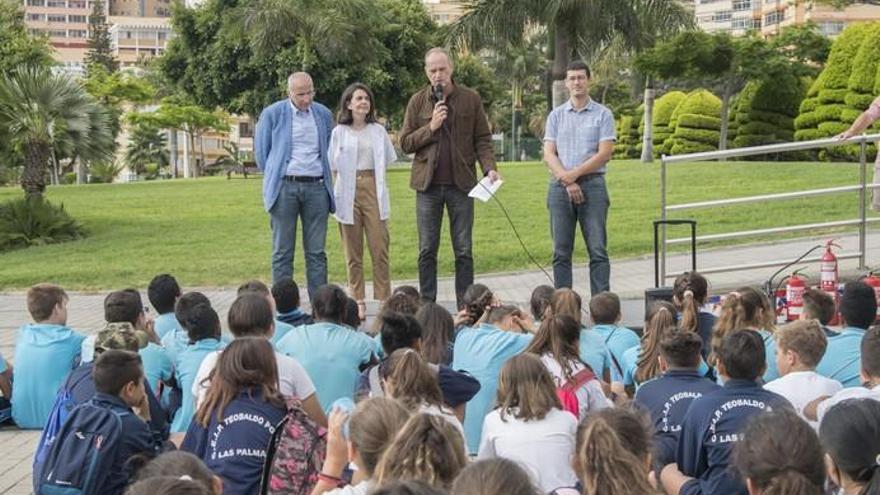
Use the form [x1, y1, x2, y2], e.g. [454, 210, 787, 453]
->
[108, 15, 172, 68]
[421, 0, 464, 25]
[695, 0, 880, 37]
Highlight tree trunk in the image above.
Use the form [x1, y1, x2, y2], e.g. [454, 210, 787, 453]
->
[182, 129, 191, 178]
[21, 141, 50, 198]
[169, 128, 178, 178]
[641, 76, 655, 163]
[551, 27, 570, 109]
[198, 132, 206, 178]
[719, 79, 732, 155]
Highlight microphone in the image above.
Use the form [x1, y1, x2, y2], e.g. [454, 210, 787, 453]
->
[432, 84, 445, 104]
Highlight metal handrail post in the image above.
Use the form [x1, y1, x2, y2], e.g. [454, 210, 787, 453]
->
[860, 136, 868, 270]
[660, 155, 668, 285]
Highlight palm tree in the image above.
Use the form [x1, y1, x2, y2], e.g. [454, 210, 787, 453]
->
[125, 122, 169, 176]
[0, 67, 114, 197]
[450, 0, 692, 111]
[242, 0, 377, 71]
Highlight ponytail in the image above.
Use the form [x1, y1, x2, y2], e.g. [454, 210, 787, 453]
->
[679, 290, 699, 334]
[711, 287, 770, 365]
[635, 301, 677, 384]
[575, 410, 654, 495]
[674, 272, 708, 334]
[761, 470, 823, 495]
[383, 349, 444, 411]
[862, 469, 880, 495]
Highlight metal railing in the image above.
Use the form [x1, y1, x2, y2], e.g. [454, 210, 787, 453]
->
[658, 133, 880, 284]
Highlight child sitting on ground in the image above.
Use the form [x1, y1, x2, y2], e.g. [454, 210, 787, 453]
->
[816, 280, 877, 387]
[588, 291, 639, 380]
[272, 277, 314, 327]
[763, 319, 842, 428]
[12, 283, 85, 429]
[148, 274, 182, 340]
[673, 272, 715, 359]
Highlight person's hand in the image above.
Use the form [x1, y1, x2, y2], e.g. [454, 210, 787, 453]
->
[837, 129, 856, 141]
[322, 409, 350, 475]
[134, 388, 151, 422]
[142, 316, 160, 345]
[429, 102, 448, 132]
[512, 311, 534, 334]
[558, 169, 580, 186]
[487, 170, 502, 183]
[566, 183, 584, 205]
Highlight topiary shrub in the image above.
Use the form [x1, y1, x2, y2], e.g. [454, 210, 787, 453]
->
[733, 75, 807, 157]
[652, 91, 687, 156]
[0, 196, 87, 252]
[667, 89, 723, 156]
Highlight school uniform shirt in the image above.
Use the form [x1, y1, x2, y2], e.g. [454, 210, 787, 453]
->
[192, 347, 316, 408]
[270, 319, 296, 348]
[66, 362, 169, 441]
[11, 323, 85, 429]
[676, 379, 791, 495]
[816, 326, 866, 388]
[182, 389, 287, 495]
[90, 392, 164, 495]
[160, 326, 190, 364]
[578, 328, 613, 380]
[764, 371, 842, 429]
[276, 309, 313, 328]
[478, 407, 578, 492]
[140, 342, 174, 396]
[452, 323, 533, 454]
[275, 322, 378, 412]
[633, 369, 720, 466]
[622, 345, 710, 389]
[171, 338, 225, 432]
[757, 329, 780, 383]
[816, 386, 880, 424]
[355, 361, 481, 408]
[590, 324, 640, 379]
[153, 313, 180, 340]
[539, 354, 610, 420]
[695, 312, 716, 360]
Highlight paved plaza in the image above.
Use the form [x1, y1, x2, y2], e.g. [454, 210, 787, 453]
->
[2, 231, 879, 493]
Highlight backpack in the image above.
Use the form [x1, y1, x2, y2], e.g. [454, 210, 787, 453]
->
[36, 399, 128, 495]
[33, 366, 93, 489]
[556, 367, 596, 417]
[261, 398, 327, 495]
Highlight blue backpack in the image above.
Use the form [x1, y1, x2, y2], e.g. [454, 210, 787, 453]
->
[36, 399, 128, 495]
[33, 367, 92, 479]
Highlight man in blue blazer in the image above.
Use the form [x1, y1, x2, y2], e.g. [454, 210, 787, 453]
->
[255, 72, 335, 299]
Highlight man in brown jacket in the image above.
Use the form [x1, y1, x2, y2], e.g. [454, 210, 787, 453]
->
[399, 47, 500, 307]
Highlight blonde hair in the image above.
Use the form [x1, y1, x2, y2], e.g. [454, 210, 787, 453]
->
[711, 287, 774, 365]
[348, 397, 412, 476]
[635, 301, 678, 384]
[375, 413, 468, 489]
[383, 349, 444, 411]
[496, 354, 562, 422]
[575, 408, 655, 495]
[673, 272, 709, 334]
[774, 320, 827, 368]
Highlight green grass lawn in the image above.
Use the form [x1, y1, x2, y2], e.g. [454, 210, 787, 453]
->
[0, 159, 875, 290]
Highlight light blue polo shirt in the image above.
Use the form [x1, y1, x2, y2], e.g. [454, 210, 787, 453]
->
[12, 323, 86, 429]
[154, 313, 180, 340]
[591, 324, 640, 379]
[275, 322, 378, 412]
[0, 351, 7, 374]
[579, 328, 613, 380]
[452, 323, 533, 454]
[757, 329, 780, 383]
[270, 319, 295, 348]
[543, 98, 616, 173]
[286, 101, 322, 177]
[171, 338, 225, 432]
[140, 342, 174, 394]
[816, 326, 865, 388]
[161, 327, 190, 364]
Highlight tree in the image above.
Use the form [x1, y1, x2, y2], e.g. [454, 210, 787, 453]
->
[449, 0, 692, 112]
[0, 0, 52, 76]
[0, 67, 114, 197]
[125, 121, 169, 175]
[84, 0, 118, 75]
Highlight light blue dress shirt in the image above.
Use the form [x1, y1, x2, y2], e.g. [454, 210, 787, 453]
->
[543, 99, 616, 173]
[286, 101, 323, 177]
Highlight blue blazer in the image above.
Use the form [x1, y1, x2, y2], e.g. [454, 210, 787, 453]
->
[254, 99, 335, 213]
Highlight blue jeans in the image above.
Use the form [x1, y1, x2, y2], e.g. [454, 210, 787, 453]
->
[547, 175, 610, 295]
[417, 185, 474, 307]
[270, 180, 330, 299]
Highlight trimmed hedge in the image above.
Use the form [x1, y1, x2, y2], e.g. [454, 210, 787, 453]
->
[652, 91, 687, 155]
[818, 89, 849, 104]
[676, 113, 722, 131]
[733, 76, 806, 152]
[673, 126, 721, 145]
[817, 121, 849, 135]
[668, 89, 722, 155]
[800, 97, 819, 113]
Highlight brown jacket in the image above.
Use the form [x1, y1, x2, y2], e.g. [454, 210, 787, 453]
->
[399, 84, 497, 192]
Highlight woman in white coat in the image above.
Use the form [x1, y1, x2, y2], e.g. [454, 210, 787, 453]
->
[330, 83, 397, 320]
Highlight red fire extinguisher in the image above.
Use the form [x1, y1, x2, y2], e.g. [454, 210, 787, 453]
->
[821, 240, 841, 325]
[785, 271, 808, 321]
[864, 271, 880, 323]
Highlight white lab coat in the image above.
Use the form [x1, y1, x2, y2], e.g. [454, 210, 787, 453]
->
[329, 123, 397, 224]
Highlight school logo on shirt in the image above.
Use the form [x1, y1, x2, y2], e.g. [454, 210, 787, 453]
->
[209, 412, 278, 461]
[708, 399, 772, 444]
[661, 391, 704, 433]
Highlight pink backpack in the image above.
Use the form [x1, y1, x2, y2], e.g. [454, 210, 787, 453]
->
[261, 398, 327, 495]
[556, 368, 596, 417]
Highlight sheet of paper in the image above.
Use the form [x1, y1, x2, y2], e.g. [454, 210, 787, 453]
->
[468, 177, 503, 202]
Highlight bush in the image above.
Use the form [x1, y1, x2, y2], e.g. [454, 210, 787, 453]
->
[652, 91, 687, 155]
[822, 23, 872, 90]
[0, 196, 87, 252]
[813, 104, 849, 122]
[61, 172, 77, 184]
[818, 89, 849, 104]
[795, 128, 826, 141]
[800, 97, 819, 113]
[676, 113, 722, 131]
[667, 89, 723, 155]
[88, 162, 122, 184]
[845, 93, 875, 109]
[748, 110, 794, 129]
[670, 140, 716, 155]
[818, 121, 849, 135]
[847, 23, 880, 95]
[672, 126, 720, 145]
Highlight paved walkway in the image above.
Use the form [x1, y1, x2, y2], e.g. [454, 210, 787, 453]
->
[2, 230, 879, 493]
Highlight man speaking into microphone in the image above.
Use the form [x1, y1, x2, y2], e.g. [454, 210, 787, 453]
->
[400, 47, 500, 308]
